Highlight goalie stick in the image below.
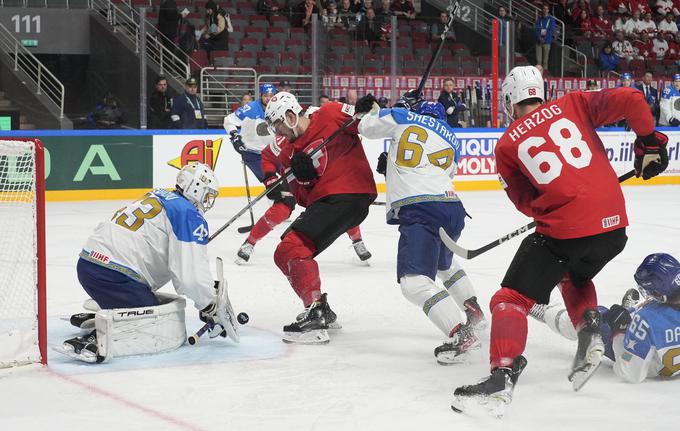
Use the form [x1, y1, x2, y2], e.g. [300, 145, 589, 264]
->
[439, 169, 636, 259]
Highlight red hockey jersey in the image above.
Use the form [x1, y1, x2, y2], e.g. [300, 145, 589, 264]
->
[495, 87, 655, 239]
[277, 102, 377, 207]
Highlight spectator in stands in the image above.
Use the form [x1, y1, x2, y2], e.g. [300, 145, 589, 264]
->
[390, 0, 415, 20]
[177, 8, 197, 55]
[534, 4, 557, 69]
[640, 12, 658, 36]
[591, 5, 613, 39]
[553, 0, 572, 26]
[293, 0, 320, 30]
[634, 31, 654, 59]
[89, 92, 125, 129]
[587, 79, 599, 90]
[613, 12, 631, 34]
[319, 94, 331, 105]
[668, 32, 680, 63]
[636, 71, 660, 122]
[358, 0, 374, 15]
[438, 77, 466, 128]
[571, 0, 591, 24]
[376, 0, 393, 24]
[630, 0, 651, 15]
[659, 13, 679, 37]
[609, 0, 630, 15]
[599, 43, 620, 72]
[431, 11, 455, 41]
[171, 77, 208, 129]
[577, 9, 594, 38]
[149, 76, 173, 129]
[338, 0, 359, 30]
[201, 1, 230, 64]
[323, 1, 342, 29]
[347, 89, 358, 105]
[378, 96, 389, 108]
[657, 0, 675, 16]
[358, 8, 382, 42]
[625, 10, 645, 38]
[158, 0, 180, 52]
[498, 6, 511, 45]
[653, 31, 670, 57]
[613, 29, 635, 61]
[257, 0, 280, 21]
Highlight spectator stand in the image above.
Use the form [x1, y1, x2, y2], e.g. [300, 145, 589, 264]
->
[200, 66, 257, 126]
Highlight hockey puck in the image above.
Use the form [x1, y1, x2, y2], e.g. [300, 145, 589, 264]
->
[237, 312, 249, 325]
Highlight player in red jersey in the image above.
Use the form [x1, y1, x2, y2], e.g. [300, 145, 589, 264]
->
[234, 114, 373, 265]
[451, 66, 669, 416]
[263, 92, 377, 344]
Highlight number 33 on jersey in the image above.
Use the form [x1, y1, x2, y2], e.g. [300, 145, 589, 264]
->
[495, 87, 656, 240]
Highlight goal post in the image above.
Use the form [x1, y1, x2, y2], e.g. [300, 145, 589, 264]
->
[0, 138, 47, 367]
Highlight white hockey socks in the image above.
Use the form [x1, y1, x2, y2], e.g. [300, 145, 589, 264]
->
[400, 275, 464, 336]
[95, 293, 187, 361]
[530, 303, 577, 341]
[438, 259, 476, 310]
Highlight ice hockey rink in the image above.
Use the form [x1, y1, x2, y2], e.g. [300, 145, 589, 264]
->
[1, 186, 679, 431]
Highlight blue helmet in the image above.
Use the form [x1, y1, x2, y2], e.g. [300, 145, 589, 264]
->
[673, 74, 680, 82]
[621, 72, 633, 81]
[415, 101, 446, 120]
[634, 253, 680, 303]
[260, 84, 277, 95]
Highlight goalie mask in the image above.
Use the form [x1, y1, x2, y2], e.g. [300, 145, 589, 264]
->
[176, 163, 219, 213]
[501, 66, 545, 121]
[264, 91, 303, 138]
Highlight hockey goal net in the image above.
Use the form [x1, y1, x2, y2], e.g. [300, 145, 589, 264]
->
[0, 138, 46, 367]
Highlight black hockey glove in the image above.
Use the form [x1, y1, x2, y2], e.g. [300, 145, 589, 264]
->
[633, 131, 669, 180]
[603, 304, 632, 334]
[291, 151, 319, 182]
[393, 89, 422, 111]
[230, 131, 246, 155]
[264, 172, 282, 200]
[376, 152, 387, 176]
[355, 93, 378, 115]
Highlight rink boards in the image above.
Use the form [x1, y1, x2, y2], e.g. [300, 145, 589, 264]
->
[2, 128, 680, 201]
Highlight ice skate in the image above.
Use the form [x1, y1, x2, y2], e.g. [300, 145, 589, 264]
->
[463, 296, 487, 330]
[296, 296, 341, 330]
[569, 309, 605, 391]
[235, 241, 254, 265]
[283, 293, 334, 344]
[351, 239, 372, 262]
[528, 303, 560, 323]
[69, 312, 95, 329]
[451, 355, 527, 418]
[56, 330, 103, 363]
[435, 322, 481, 365]
[621, 288, 640, 309]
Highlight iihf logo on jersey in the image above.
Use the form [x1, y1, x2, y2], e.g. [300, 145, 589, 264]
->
[601, 215, 620, 229]
[167, 139, 222, 171]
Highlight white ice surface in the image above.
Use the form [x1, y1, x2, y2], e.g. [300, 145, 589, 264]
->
[1, 187, 679, 431]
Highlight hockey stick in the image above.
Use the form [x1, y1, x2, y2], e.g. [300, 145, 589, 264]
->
[209, 117, 359, 243]
[414, 0, 461, 98]
[237, 157, 255, 234]
[440, 169, 636, 259]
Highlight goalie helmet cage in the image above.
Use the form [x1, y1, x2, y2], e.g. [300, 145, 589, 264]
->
[0, 138, 47, 367]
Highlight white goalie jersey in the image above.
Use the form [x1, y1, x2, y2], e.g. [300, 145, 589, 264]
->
[81, 189, 214, 310]
[358, 108, 461, 222]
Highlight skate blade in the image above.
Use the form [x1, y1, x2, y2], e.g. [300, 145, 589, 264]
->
[569, 349, 604, 391]
[234, 256, 249, 266]
[53, 345, 99, 364]
[282, 329, 330, 345]
[451, 394, 509, 419]
[328, 322, 342, 330]
[436, 339, 482, 366]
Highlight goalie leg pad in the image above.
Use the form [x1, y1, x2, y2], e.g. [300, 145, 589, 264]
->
[95, 293, 187, 361]
[400, 274, 464, 336]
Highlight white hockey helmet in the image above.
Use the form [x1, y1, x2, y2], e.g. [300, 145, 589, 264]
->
[176, 163, 219, 213]
[501, 66, 545, 120]
[264, 91, 303, 135]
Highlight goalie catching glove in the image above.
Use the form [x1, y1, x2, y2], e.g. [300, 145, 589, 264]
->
[634, 131, 669, 180]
